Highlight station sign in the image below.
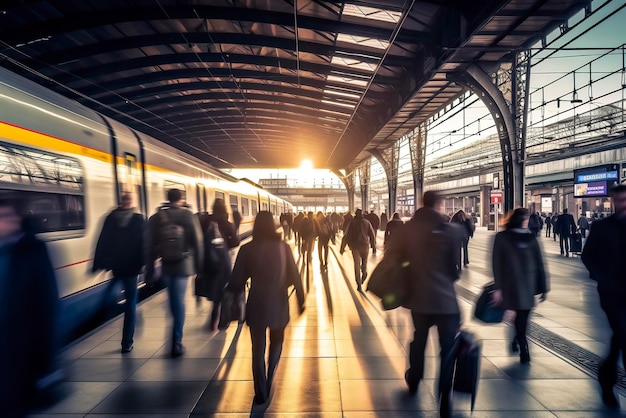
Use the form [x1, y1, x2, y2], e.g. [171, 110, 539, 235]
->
[574, 164, 619, 197]
[490, 190, 503, 204]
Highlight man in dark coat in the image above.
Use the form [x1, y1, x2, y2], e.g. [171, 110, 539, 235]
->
[551, 213, 560, 241]
[384, 212, 404, 247]
[556, 208, 576, 256]
[385, 191, 461, 418]
[380, 212, 388, 231]
[342, 211, 353, 232]
[582, 184, 626, 408]
[146, 189, 203, 357]
[365, 210, 381, 232]
[544, 213, 552, 237]
[0, 198, 61, 416]
[578, 214, 590, 239]
[93, 192, 145, 353]
[340, 209, 376, 292]
[292, 212, 305, 253]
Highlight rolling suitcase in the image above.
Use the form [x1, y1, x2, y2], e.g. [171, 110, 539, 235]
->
[453, 330, 481, 411]
[570, 232, 582, 254]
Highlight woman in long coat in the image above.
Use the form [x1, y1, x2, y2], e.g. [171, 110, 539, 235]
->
[227, 211, 305, 405]
[492, 208, 549, 363]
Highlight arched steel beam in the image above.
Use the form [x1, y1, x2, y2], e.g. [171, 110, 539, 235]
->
[49, 53, 400, 87]
[447, 63, 521, 212]
[2, 5, 432, 47]
[331, 169, 355, 213]
[20, 33, 416, 70]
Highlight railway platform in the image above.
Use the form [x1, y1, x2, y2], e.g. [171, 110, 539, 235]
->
[32, 228, 624, 417]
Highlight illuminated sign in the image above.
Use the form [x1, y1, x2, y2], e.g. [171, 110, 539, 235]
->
[576, 171, 618, 183]
[574, 164, 619, 198]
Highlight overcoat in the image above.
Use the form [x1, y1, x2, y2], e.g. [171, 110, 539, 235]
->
[385, 207, 461, 314]
[228, 240, 305, 329]
[492, 229, 549, 310]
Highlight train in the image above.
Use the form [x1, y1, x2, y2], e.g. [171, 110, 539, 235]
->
[0, 66, 292, 344]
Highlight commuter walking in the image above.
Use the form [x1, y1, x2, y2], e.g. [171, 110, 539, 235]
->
[450, 209, 474, 268]
[146, 189, 203, 357]
[292, 212, 304, 253]
[551, 213, 559, 241]
[581, 185, 626, 408]
[544, 213, 552, 237]
[93, 192, 145, 353]
[556, 208, 576, 256]
[300, 211, 319, 265]
[385, 191, 461, 418]
[227, 211, 305, 405]
[491, 208, 549, 364]
[365, 210, 381, 232]
[197, 198, 240, 331]
[578, 214, 589, 239]
[384, 212, 403, 247]
[316, 211, 332, 269]
[528, 211, 542, 237]
[0, 197, 61, 416]
[380, 212, 388, 232]
[340, 208, 376, 292]
[341, 211, 353, 232]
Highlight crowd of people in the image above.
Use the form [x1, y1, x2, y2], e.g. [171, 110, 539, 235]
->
[3, 183, 624, 417]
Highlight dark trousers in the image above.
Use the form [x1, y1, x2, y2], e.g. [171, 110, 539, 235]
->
[545, 224, 551, 237]
[318, 239, 329, 266]
[600, 310, 626, 386]
[560, 233, 570, 254]
[407, 312, 460, 400]
[250, 325, 285, 403]
[513, 309, 531, 346]
[461, 238, 469, 266]
[580, 228, 587, 239]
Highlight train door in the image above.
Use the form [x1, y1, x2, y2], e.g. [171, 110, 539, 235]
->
[196, 183, 207, 214]
[115, 130, 146, 216]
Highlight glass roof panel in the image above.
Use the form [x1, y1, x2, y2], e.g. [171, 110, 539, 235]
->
[336, 33, 389, 50]
[330, 55, 377, 72]
[342, 4, 402, 24]
[321, 99, 355, 109]
[322, 89, 361, 99]
[327, 74, 368, 87]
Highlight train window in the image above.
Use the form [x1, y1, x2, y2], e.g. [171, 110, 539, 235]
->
[251, 200, 258, 216]
[262, 202, 268, 211]
[230, 194, 238, 213]
[241, 197, 249, 216]
[0, 141, 85, 236]
[196, 183, 207, 213]
[271, 204, 276, 215]
[164, 180, 186, 202]
[215, 191, 225, 202]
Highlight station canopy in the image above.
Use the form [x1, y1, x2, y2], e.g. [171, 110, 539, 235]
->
[0, 0, 590, 170]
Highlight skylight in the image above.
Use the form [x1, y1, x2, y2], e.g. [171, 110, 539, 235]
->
[336, 33, 389, 50]
[327, 74, 368, 87]
[330, 55, 377, 72]
[342, 4, 402, 24]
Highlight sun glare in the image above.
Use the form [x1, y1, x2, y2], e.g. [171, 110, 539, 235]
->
[300, 159, 313, 170]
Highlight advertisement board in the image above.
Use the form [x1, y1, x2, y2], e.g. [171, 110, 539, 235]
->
[574, 164, 619, 198]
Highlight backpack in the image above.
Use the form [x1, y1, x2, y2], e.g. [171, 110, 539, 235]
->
[348, 218, 369, 247]
[158, 209, 186, 263]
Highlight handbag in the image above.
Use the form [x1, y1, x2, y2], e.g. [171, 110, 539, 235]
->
[218, 288, 246, 329]
[474, 282, 505, 323]
[366, 255, 409, 310]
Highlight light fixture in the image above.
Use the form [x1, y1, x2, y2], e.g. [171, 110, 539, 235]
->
[571, 71, 582, 104]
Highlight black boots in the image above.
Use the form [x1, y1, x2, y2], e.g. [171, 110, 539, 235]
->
[598, 362, 619, 408]
[519, 340, 530, 364]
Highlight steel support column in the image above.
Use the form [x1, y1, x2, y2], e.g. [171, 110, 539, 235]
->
[409, 123, 427, 211]
[358, 159, 371, 211]
[447, 50, 530, 212]
[331, 169, 355, 213]
[370, 140, 400, 214]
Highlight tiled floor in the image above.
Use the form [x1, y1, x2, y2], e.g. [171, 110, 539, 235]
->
[31, 228, 626, 417]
